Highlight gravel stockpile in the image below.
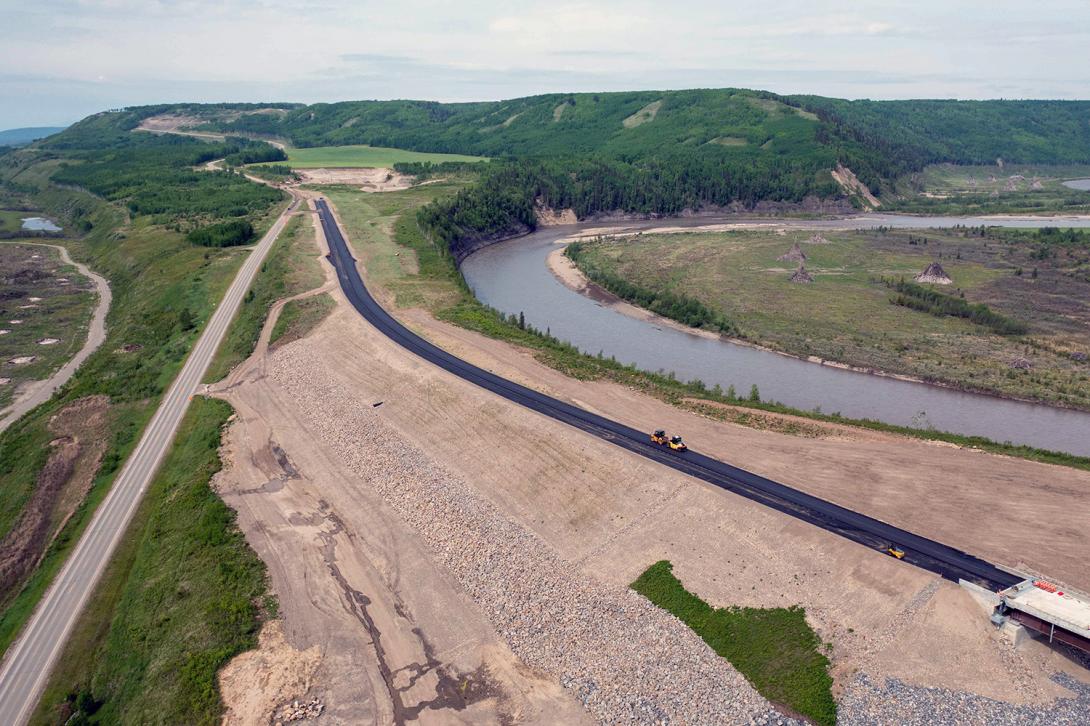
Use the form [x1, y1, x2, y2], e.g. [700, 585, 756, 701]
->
[838, 672, 1090, 725]
[271, 344, 790, 724]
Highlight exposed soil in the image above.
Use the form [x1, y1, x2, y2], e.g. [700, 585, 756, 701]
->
[218, 620, 322, 726]
[295, 168, 413, 191]
[534, 204, 577, 227]
[209, 193, 1090, 721]
[832, 164, 882, 209]
[210, 207, 589, 724]
[0, 395, 109, 602]
[391, 306, 1090, 701]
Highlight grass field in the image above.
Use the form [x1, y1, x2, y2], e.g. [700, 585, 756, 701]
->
[269, 294, 334, 348]
[0, 243, 97, 409]
[266, 145, 486, 169]
[0, 210, 30, 233]
[631, 560, 835, 726]
[885, 163, 1090, 214]
[569, 228, 1090, 409]
[32, 397, 271, 726]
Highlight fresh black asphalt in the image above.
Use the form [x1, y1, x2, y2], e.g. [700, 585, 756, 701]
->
[316, 198, 1021, 592]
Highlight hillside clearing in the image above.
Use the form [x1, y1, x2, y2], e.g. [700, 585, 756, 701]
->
[261, 145, 486, 169]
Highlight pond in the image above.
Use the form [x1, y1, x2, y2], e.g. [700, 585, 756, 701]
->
[21, 217, 62, 232]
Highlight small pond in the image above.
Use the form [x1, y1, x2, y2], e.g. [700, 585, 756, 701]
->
[21, 217, 62, 232]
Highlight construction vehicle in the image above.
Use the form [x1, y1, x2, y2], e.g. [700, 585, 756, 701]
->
[650, 429, 669, 445]
[886, 545, 906, 559]
[668, 435, 688, 452]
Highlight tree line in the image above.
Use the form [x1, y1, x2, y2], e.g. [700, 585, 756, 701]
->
[566, 241, 737, 335]
[885, 278, 1028, 335]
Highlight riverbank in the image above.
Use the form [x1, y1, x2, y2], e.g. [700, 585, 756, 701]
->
[0, 241, 111, 434]
[549, 239, 1090, 411]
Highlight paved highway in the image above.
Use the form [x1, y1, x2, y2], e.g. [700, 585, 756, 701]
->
[0, 196, 300, 726]
[316, 197, 1022, 594]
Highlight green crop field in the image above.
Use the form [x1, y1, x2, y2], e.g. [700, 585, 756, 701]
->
[268, 145, 487, 169]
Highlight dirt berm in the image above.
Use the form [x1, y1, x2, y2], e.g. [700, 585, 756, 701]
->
[211, 201, 1090, 722]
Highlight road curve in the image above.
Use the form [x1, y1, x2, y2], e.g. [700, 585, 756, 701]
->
[0, 242, 112, 435]
[316, 197, 1022, 593]
[0, 196, 300, 726]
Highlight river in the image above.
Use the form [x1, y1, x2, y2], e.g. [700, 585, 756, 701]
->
[461, 214, 1090, 456]
[1063, 179, 1090, 191]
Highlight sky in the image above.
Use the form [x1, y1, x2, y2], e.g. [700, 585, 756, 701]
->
[2, 0, 1088, 129]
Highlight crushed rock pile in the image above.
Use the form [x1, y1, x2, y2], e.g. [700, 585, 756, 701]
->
[269, 343, 792, 725]
[777, 242, 807, 263]
[275, 697, 324, 723]
[790, 265, 814, 283]
[804, 234, 830, 245]
[914, 262, 952, 285]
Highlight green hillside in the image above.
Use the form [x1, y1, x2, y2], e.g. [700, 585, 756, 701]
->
[204, 89, 827, 159]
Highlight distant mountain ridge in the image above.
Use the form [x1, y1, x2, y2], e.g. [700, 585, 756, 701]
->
[0, 126, 68, 147]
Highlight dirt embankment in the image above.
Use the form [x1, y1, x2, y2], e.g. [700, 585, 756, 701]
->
[209, 219, 593, 723]
[208, 194, 1090, 722]
[293, 168, 414, 192]
[534, 203, 577, 226]
[0, 396, 110, 601]
[832, 164, 882, 210]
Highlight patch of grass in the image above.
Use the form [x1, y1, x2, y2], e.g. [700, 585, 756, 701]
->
[631, 560, 836, 726]
[269, 294, 334, 348]
[884, 163, 1090, 214]
[31, 397, 271, 726]
[203, 212, 324, 382]
[567, 229, 1090, 409]
[0, 210, 29, 232]
[265, 144, 486, 169]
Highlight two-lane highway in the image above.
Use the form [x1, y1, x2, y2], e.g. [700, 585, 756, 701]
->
[315, 197, 1021, 593]
[0, 195, 300, 726]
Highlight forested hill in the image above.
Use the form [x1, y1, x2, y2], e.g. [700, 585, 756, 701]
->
[204, 89, 830, 158]
[45, 91, 1090, 261]
[203, 90, 1090, 174]
[788, 96, 1090, 188]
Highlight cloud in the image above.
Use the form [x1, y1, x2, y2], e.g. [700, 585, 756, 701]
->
[1, 0, 1088, 128]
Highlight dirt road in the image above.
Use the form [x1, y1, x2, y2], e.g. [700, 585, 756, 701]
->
[0, 242, 111, 434]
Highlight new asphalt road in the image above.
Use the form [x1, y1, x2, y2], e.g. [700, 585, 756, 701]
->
[316, 197, 1022, 593]
[0, 196, 300, 726]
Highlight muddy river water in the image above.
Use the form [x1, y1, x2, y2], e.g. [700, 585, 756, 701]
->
[462, 214, 1090, 456]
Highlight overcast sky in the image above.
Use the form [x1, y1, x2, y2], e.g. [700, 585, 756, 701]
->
[2, 0, 1088, 129]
